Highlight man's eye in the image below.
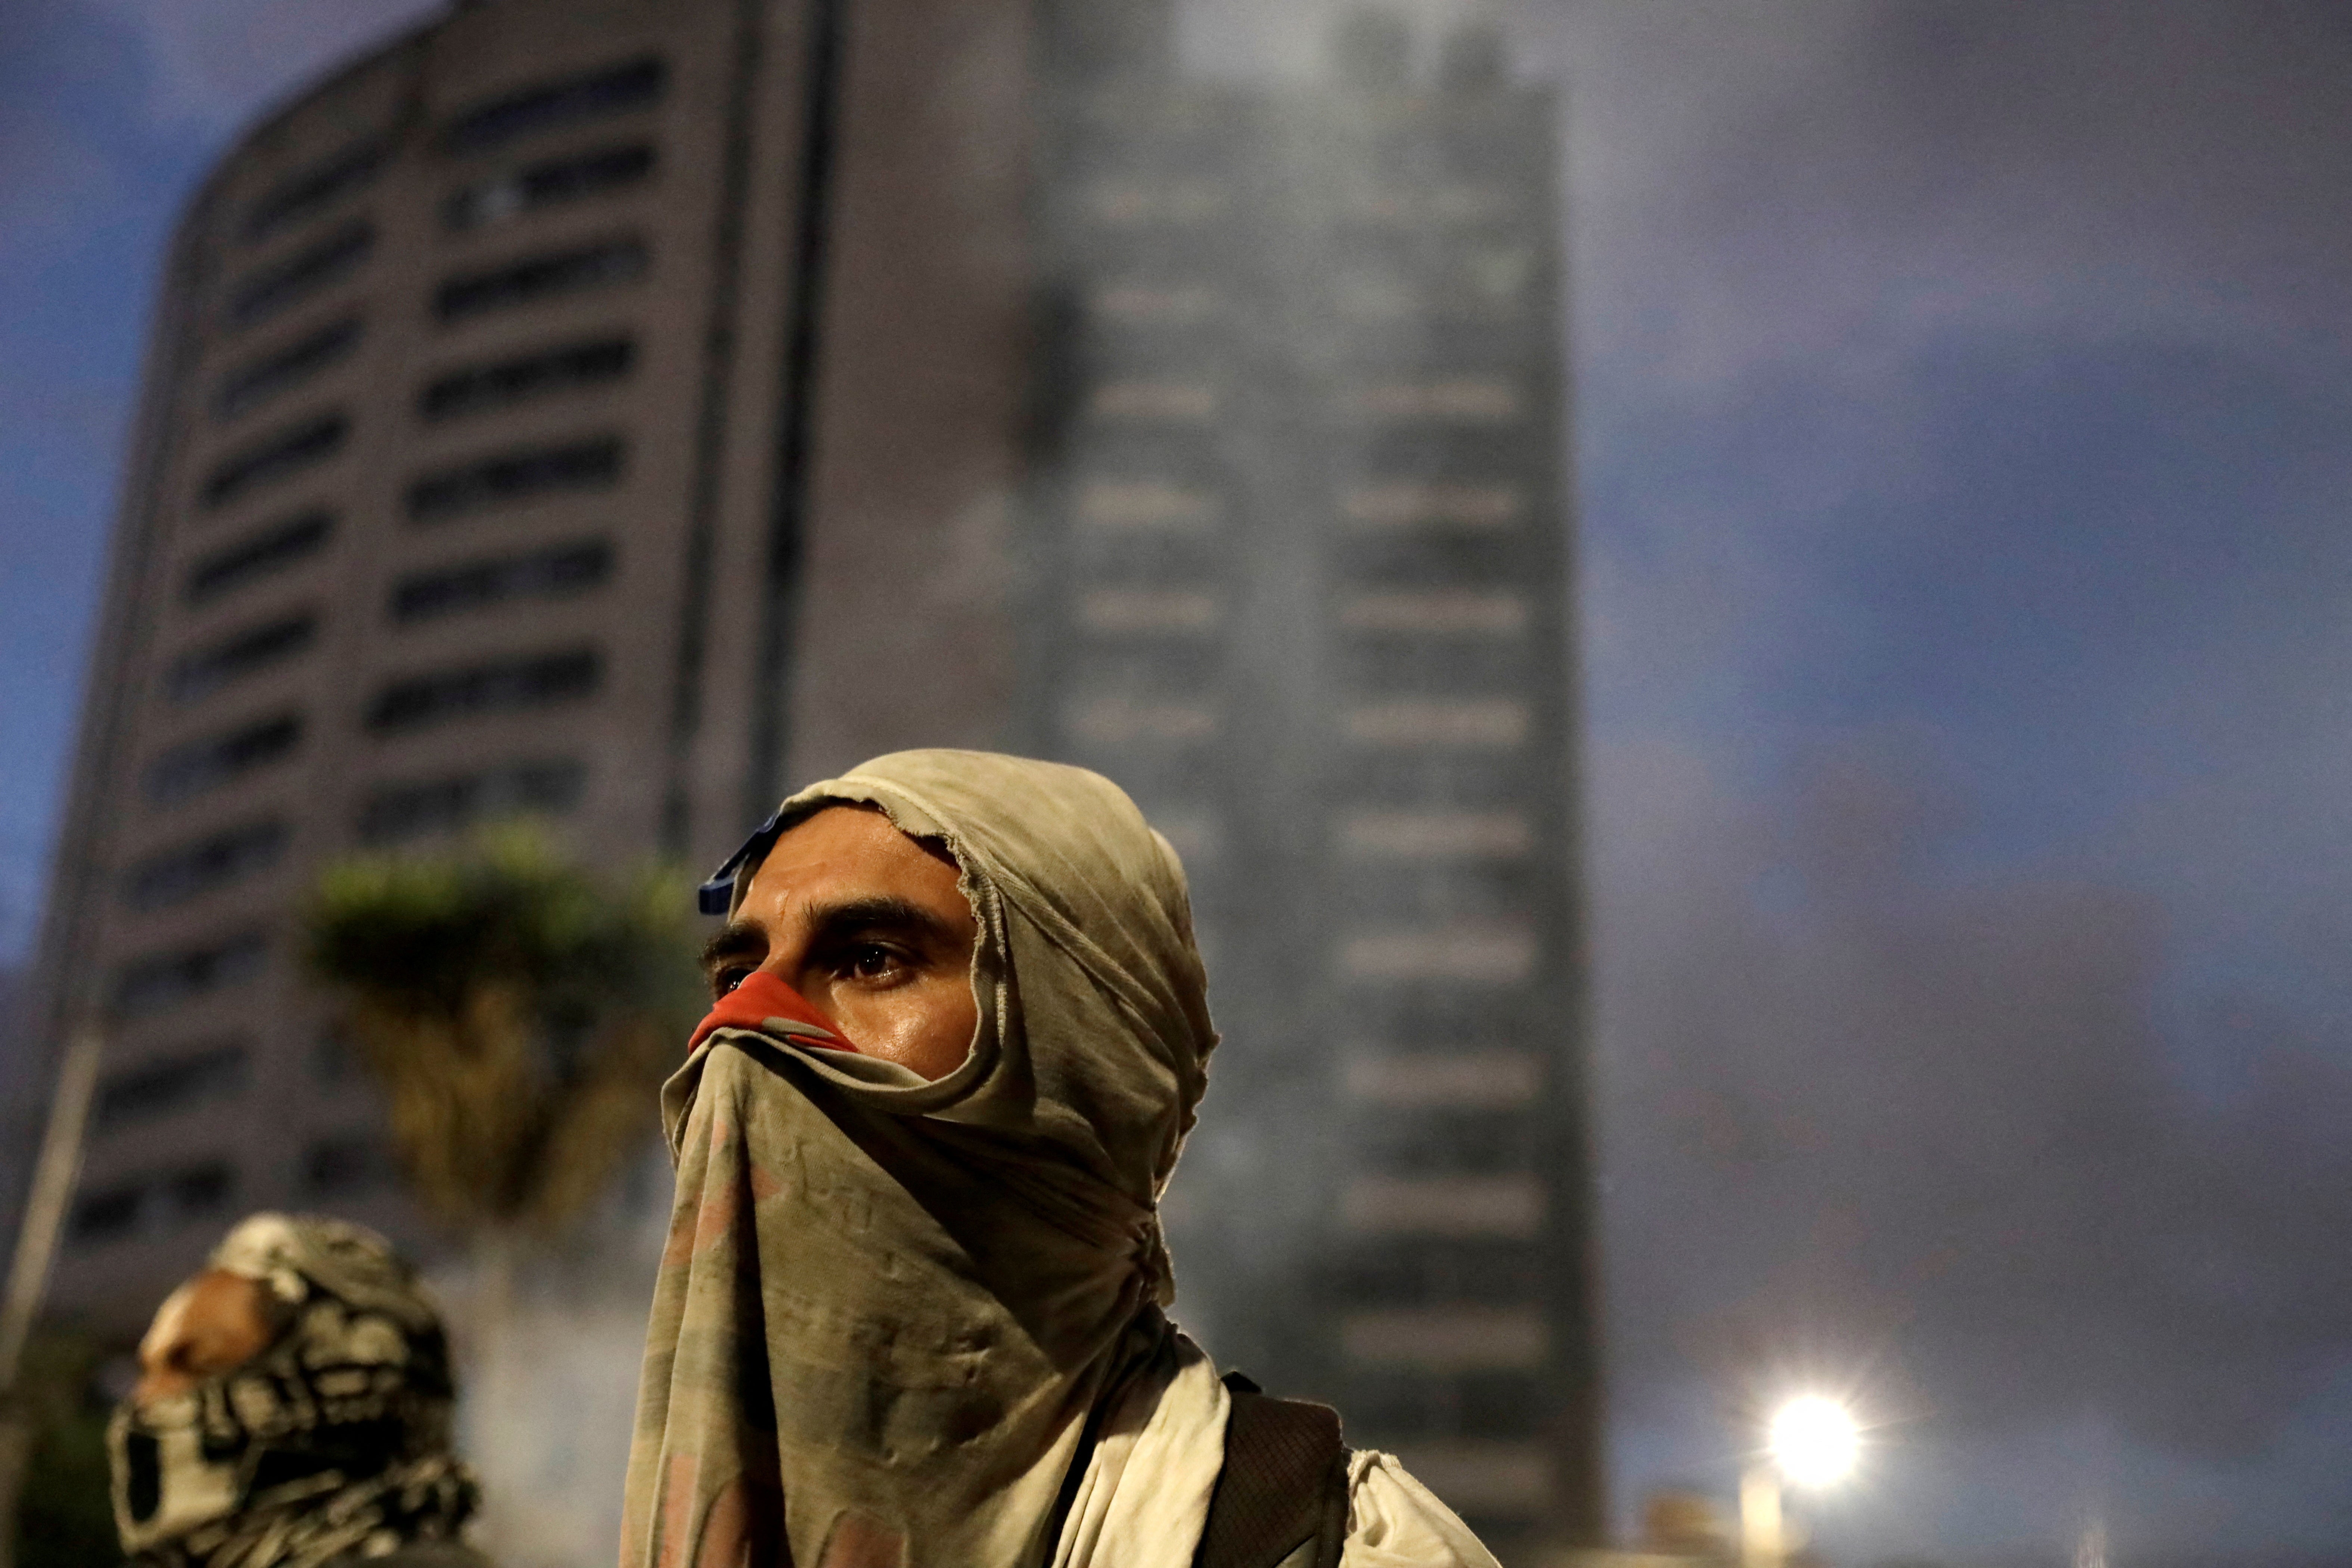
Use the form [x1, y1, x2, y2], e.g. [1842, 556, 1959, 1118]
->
[712, 967, 751, 997]
[847, 945, 900, 981]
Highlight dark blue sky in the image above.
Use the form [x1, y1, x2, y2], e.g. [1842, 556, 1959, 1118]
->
[7, 0, 2352, 1560]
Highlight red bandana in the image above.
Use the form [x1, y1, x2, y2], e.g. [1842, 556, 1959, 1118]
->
[688, 971, 854, 1056]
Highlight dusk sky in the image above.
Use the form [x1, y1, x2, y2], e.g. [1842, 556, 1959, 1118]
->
[7, 1, 2352, 1563]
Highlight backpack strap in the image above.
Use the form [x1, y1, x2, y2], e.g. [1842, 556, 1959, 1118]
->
[1192, 1372, 1350, 1568]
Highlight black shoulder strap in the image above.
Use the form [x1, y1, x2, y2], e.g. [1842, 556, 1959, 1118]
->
[1192, 1372, 1349, 1568]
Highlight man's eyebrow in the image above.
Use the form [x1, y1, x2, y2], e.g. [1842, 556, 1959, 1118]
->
[802, 895, 961, 950]
[699, 921, 766, 973]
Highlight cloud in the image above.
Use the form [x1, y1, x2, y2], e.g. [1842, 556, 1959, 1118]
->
[1592, 730, 2352, 1483]
[83, 0, 444, 139]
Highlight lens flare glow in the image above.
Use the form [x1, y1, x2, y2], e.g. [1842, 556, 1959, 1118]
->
[1768, 1395, 1859, 1486]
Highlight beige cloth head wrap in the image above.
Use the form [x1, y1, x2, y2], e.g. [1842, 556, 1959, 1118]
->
[621, 749, 1218, 1568]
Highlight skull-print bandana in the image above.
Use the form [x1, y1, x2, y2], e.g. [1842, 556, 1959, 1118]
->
[108, 1214, 480, 1568]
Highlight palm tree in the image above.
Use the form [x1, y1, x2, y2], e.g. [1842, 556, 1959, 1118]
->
[299, 823, 702, 1503]
[302, 825, 700, 1239]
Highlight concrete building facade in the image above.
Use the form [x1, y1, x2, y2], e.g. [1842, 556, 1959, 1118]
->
[28, 0, 1032, 1328]
[1023, 4, 1597, 1553]
[25, 0, 1596, 1554]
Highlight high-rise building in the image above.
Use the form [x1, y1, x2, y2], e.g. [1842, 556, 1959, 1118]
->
[1023, 4, 1597, 1553]
[23, 0, 1596, 1553]
[24, 0, 1034, 1331]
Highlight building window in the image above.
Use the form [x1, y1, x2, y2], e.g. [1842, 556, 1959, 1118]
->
[1336, 924, 1537, 984]
[68, 1161, 239, 1244]
[1341, 1050, 1541, 1109]
[404, 436, 624, 522]
[365, 649, 602, 735]
[121, 820, 289, 910]
[113, 932, 267, 1019]
[1348, 378, 1521, 423]
[1084, 178, 1229, 226]
[94, 1041, 249, 1130]
[200, 414, 348, 510]
[214, 319, 362, 421]
[1341, 698, 1528, 749]
[185, 510, 334, 605]
[1073, 480, 1221, 533]
[1340, 1307, 1546, 1371]
[165, 614, 317, 706]
[1063, 696, 1221, 746]
[300, 1136, 388, 1198]
[1339, 482, 1523, 530]
[1340, 1174, 1543, 1238]
[358, 757, 586, 845]
[242, 141, 385, 244]
[419, 336, 635, 422]
[444, 142, 656, 232]
[435, 239, 647, 322]
[441, 56, 667, 156]
[1075, 588, 1220, 634]
[144, 713, 302, 806]
[1085, 380, 1218, 423]
[1088, 283, 1220, 326]
[224, 220, 374, 331]
[1335, 809, 1531, 861]
[391, 539, 612, 623]
[1335, 590, 1528, 636]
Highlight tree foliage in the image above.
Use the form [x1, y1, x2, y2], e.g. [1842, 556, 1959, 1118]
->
[301, 826, 701, 1237]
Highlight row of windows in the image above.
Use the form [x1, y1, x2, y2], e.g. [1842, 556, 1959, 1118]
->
[70, 1134, 392, 1244]
[445, 142, 655, 233]
[420, 335, 634, 421]
[1069, 586, 1529, 639]
[122, 757, 581, 923]
[201, 413, 347, 511]
[242, 140, 384, 246]
[231, 52, 662, 253]
[94, 1040, 248, 1129]
[215, 317, 361, 421]
[436, 236, 647, 322]
[407, 433, 625, 521]
[214, 325, 635, 462]
[366, 647, 602, 733]
[392, 537, 613, 622]
[1064, 478, 1527, 535]
[145, 713, 302, 805]
[113, 931, 266, 1018]
[175, 537, 612, 718]
[70, 1160, 234, 1243]
[226, 220, 374, 334]
[146, 638, 605, 808]
[1079, 376, 1525, 428]
[442, 56, 665, 157]
[121, 819, 288, 910]
[185, 509, 333, 605]
[165, 613, 316, 705]
[218, 170, 649, 429]
[1062, 695, 1534, 750]
[357, 757, 584, 845]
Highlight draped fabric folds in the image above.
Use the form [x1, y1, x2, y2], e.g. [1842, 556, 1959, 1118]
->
[621, 751, 1221, 1568]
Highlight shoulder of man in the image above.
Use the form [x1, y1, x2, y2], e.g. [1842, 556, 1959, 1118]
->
[1196, 1372, 1505, 1568]
[1197, 1372, 1347, 1568]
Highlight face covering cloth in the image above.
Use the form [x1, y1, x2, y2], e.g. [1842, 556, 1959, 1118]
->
[108, 1213, 479, 1568]
[622, 750, 1223, 1568]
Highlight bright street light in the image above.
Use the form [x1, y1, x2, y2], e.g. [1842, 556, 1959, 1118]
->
[1743, 1395, 1861, 1568]
[1768, 1395, 1859, 1487]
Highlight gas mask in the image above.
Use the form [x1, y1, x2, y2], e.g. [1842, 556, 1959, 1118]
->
[105, 1215, 476, 1568]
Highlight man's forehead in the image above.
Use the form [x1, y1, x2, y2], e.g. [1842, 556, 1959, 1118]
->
[743, 807, 955, 909]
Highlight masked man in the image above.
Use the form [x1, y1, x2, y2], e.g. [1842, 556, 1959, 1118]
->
[108, 1213, 487, 1568]
[624, 750, 1498, 1568]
